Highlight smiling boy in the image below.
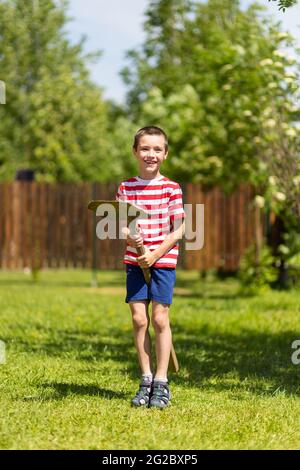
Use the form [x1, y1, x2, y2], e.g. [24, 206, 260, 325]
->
[116, 126, 185, 409]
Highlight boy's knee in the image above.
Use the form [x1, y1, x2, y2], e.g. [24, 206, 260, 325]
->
[152, 312, 169, 332]
[132, 311, 149, 329]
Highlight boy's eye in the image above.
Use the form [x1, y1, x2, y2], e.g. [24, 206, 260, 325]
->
[140, 147, 163, 152]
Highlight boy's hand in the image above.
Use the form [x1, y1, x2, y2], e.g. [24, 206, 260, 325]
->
[137, 247, 157, 268]
[121, 227, 144, 249]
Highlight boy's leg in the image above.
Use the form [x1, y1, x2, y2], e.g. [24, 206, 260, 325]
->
[129, 300, 153, 407]
[151, 301, 171, 380]
[129, 300, 152, 375]
[149, 301, 172, 409]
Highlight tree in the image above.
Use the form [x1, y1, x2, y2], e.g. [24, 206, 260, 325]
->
[105, 100, 140, 181]
[122, 0, 300, 194]
[122, 0, 300, 286]
[269, 0, 298, 11]
[0, 0, 110, 182]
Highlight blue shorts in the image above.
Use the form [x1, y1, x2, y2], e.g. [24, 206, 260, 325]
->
[125, 264, 176, 305]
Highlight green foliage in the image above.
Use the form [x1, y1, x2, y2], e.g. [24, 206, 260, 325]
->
[123, 0, 300, 290]
[277, 221, 300, 286]
[105, 102, 139, 181]
[31, 267, 40, 282]
[0, 0, 110, 182]
[122, 0, 300, 194]
[238, 242, 277, 294]
[269, 0, 298, 11]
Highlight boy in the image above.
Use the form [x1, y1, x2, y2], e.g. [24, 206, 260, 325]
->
[116, 126, 185, 409]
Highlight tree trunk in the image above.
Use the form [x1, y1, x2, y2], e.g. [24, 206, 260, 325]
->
[269, 213, 289, 288]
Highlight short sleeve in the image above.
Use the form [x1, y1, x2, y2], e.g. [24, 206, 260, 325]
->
[168, 184, 185, 224]
[116, 182, 126, 202]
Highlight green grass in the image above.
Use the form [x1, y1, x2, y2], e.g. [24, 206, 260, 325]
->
[0, 269, 300, 449]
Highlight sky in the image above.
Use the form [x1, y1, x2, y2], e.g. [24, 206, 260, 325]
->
[65, 0, 300, 104]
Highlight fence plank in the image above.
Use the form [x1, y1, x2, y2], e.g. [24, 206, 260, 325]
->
[0, 182, 261, 271]
[214, 187, 222, 269]
[5, 183, 11, 268]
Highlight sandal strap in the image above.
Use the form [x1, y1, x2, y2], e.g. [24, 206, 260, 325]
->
[152, 383, 170, 403]
[136, 384, 151, 396]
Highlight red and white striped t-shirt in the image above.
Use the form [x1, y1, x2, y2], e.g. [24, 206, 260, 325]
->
[116, 175, 185, 268]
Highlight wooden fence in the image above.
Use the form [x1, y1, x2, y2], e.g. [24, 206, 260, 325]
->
[0, 182, 265, 271]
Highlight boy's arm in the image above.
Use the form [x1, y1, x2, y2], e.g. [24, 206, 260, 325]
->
[137, 182, 186, 268]
[137, 219, 185, 268]
[153, 220, 185, 261]
[116, 183, 148, 249]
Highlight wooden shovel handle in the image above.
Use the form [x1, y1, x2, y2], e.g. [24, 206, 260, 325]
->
[136, 245, 151, 284]
[170, 343, 179, 373]
[136, 244, 179, 373]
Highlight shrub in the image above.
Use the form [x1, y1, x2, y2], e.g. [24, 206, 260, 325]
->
[238, 242, 277, 295]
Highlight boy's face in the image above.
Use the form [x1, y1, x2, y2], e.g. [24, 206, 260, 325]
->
[133, 134, 168, 178]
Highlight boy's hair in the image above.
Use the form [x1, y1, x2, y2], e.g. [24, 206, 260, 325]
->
[133, 126, 168, 152]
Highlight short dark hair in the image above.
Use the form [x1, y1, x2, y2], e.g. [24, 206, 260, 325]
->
[133, 126, 168, 152]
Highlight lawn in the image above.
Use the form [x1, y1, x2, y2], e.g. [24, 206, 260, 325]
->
[0, 269, 300, 450]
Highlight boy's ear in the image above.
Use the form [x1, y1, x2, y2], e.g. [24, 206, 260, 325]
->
[163, 150, 168, 160]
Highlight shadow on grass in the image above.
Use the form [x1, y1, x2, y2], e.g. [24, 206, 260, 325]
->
[21, 382, 129, 401]
[13, 327, 137, 402]
[6, 325, 140, 380]
[171, 324, 300, 397]
[45, 381, 128, 400]
[8, 321, 300, 398]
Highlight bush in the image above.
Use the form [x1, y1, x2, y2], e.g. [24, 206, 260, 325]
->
[238, 242, 277, 295]
[277, 229, 300, 287]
